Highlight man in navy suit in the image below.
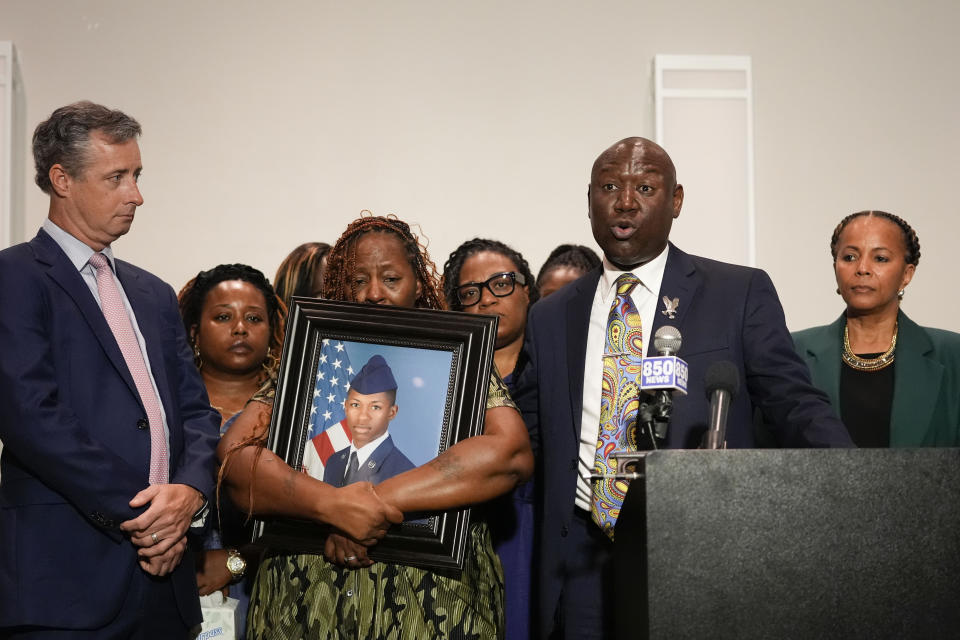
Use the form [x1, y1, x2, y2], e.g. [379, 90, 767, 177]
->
[0, 102, 220, 637]
[324, 355, 415, 487]
[513, 137, 853, 640]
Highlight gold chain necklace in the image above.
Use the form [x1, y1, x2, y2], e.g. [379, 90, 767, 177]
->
[842, 322, 897, 371]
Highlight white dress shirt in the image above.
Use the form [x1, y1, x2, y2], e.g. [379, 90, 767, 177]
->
[350, 429, 391, 468]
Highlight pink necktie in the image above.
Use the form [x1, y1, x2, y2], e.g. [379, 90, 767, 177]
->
[88, 252, 168, 485]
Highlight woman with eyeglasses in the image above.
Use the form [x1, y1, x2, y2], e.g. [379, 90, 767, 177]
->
[442, 237, 539, 640]
[443, 238, 539, 386]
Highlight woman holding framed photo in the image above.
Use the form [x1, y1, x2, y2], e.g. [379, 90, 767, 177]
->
[218, 214, 533, 639]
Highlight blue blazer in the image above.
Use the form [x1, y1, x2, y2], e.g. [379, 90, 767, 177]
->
[323, 434, 416, 487]
[513, 244, 852, 635]
[0, 230, 220, 630]
[792, 310, 960, 447]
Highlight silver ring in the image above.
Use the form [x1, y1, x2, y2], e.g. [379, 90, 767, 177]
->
[151, 532, 159, 544]
[344, 555, 357, 562]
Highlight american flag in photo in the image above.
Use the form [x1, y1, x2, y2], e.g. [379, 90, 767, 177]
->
[301, 339, 355, 480]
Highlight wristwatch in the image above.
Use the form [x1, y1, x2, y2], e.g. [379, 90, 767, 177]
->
[226, 549, 247, 580]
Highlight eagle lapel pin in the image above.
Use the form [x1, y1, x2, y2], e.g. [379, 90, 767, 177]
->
[661, 296, 679, 319]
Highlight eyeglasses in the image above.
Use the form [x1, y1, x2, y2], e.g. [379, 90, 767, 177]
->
[456, 272, 526, 307]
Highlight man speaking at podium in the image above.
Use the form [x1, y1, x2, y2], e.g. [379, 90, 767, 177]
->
[514, 137, 853, 640]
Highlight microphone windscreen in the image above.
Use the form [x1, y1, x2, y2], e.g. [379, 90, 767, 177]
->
[705, 360, 740, 398]
[653, 325, 682, 355]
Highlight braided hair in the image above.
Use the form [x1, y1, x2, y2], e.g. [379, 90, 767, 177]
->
[324, 213, 445, 310]
[535, 244, 602, 288]
[830, 210, 921, 267]
[441, 238, 539, 311]
[273, 242, 331, 306]
[177, 263, 286, 380]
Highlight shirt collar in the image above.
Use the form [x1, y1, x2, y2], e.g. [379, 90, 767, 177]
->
[599, 244, 669, 301]
[42, 218, 117, 273]
[351, 430, 391, 458]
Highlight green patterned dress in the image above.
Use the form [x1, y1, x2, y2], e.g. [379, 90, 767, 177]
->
[247, 372, 517, 640]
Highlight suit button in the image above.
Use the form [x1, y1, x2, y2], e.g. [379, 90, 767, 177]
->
[569, 458, 577, 470]
[561, 525, 569, 537]
[136, 418, 148, 430]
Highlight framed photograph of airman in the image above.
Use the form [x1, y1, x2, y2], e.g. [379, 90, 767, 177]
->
[252, 298, 497, 574]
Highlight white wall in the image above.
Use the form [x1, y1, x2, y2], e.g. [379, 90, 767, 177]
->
[1, 0, 957, 331]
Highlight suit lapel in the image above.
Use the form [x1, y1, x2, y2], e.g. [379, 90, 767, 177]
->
[33, 232, 141, 401]
[565, 268, 601, 442]
[650, 245, 700, 357]
[890, 313, 941, 446]
[327, 450, 349, 484]
[802, 316, 845, 410]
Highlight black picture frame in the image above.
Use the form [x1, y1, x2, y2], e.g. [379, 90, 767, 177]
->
[253, 298, 497, 575]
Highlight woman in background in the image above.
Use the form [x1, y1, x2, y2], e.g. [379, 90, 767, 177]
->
[273, 241, 331, 305]
[443, 238, 538, 384]
[793, 211, 960, 447]
[218, 215, 533, 639]
[536, 243, 601, 298]
[178, 263, 286, 636]
[443, 237, 539, 640]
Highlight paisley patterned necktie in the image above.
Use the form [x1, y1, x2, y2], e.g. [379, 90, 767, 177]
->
[591, 273, 643, 539]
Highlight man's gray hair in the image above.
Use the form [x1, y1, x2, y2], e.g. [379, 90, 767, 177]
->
[32, 101, 141, 194]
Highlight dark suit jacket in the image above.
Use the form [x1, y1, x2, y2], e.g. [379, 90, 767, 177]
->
[792, 310, 960, 447]
[0, 230, 220, 630]
[323, 434, 416, 487]
[513, 244, 852, 635]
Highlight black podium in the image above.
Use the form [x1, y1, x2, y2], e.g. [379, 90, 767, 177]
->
[614, 449, 960, 639]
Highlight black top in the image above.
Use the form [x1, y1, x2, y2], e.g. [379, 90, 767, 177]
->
[839, 354, 895, 447]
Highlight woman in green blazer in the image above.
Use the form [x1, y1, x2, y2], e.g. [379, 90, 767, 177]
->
[792, 210, 960, 447]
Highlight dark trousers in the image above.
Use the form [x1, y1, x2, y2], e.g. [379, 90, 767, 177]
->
[2, 569, 193, 640]
[548, 509, 615, 640]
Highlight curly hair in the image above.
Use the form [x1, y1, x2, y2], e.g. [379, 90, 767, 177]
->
[33, 101, 142, 195]
[830, 210, 921, 267]
[273, 242, 332, 306]
[323, 213, 444, 310]
[441, 238, 539, 311]
[535, 244, 602, 288]
[177, 263, 286, 381]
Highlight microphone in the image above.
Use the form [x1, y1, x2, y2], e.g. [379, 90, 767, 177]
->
[653, 324, 682, 356]
[637, 326, 689, 443]
[702, 360, 740, 449]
